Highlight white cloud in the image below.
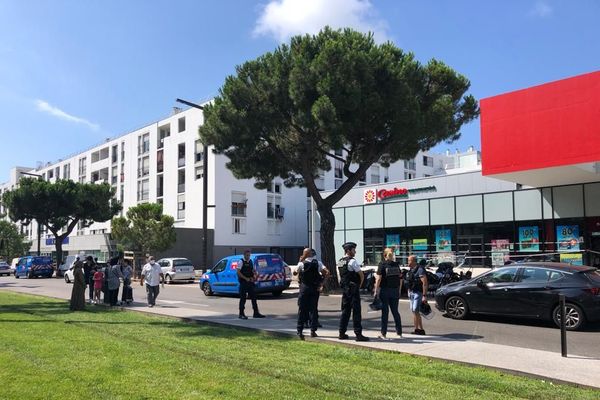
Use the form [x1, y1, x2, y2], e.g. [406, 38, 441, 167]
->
[530, 1, 553, 18]
[254, 0, 389, 43]
[34, 99, 99, 131]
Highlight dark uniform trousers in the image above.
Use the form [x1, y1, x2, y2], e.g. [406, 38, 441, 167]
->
[297, 284, 319, 332]
[239, 280, 259, 314]
[339, 284, 363, 334]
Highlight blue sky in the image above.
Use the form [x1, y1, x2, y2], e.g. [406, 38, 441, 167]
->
[1, 0, 599, 182]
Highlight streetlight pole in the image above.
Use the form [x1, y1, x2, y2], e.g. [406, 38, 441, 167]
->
[175, 98, 212, 270]
[19, 171, 43, 256]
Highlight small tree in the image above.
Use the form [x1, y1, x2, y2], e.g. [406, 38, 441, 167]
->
[111, 203, 176, 259]
[200, 27, 479, 287]
[1, 178, 121, 265]
[0, 220, 31, 261]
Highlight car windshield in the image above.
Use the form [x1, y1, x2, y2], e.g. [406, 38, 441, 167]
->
[583, 270, 600, 284]
[173, 259, 192, 267]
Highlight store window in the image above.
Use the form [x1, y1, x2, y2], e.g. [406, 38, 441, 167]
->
[406, 200, 429, 227]
[384, 202, 405, 228]
[363, 229, 384, 266]
[514, 189, 542, 221]
[483, 192, 513, 223]
[553, 185, 584, 219]
[345, 207, 363, 230]
[430, 198, 455, 225]
[456, 195, 483, 224]
[364, 204, 383, 229]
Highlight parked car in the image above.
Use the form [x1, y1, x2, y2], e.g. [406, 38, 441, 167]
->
[58, 254, 93, 277]
[200, 253, 287, 297]
[0, 261, 12, 276]
[283, 262, 292, 288]
[14, 256, 54, 279]
[435, 263, 600, 331]
[158, 258, 195, 283]
[64, 262, 108, 283]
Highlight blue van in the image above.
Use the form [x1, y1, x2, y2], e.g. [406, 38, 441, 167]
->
[15, 256, 54, 279]
[200, 253, 287, 297]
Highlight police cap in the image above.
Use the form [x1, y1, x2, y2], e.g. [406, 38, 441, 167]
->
[342, 242, 357, 251]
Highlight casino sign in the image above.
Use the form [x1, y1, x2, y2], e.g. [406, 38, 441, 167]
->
[364, 185, 437, 204]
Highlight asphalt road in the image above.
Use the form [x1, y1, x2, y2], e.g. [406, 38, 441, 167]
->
[2, 275, 599, 358]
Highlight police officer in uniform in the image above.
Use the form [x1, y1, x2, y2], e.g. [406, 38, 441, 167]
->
[237, 250, 265, 320]
[338, 242, 369, 341]
[296, 248, 329, 340]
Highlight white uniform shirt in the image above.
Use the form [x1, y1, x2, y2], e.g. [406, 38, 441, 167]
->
[346, 258, 361, 273]
[297, 257, 325, 273]
[142, 262, 162, 286]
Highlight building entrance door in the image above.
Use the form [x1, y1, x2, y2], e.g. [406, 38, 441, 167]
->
[456, 235, 485, 267]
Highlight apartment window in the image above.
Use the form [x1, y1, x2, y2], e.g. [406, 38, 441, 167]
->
[63, 164, 70, 180]
[121, 142, 125, 161]
[274, 183, 281, 193]
[404, 172, 415, 180]
[119, 184, 124, 206]
[177, 194, 185, 220]
[120, 163, 125, 183]
[195, 166, 203, 180]
[423, 155, 434, 167]
[231, 191, 247, 217]
[137, 156, 149, 178]
[111, 166, 118, 185]
[157, 175, 164, 198]
[267, 194, 281, 219]
[178, 117, 186, 133]
[91, 147, 109, 163]
[404, 159, 416, 171]
[157, 150, 164, 173]
[55, 167, 60, 180]
[370, 166, 380, 184]
[78, 157, 87, 177]
[195, 140, 203, 163]
[177, 169, 185, 193]
[112, 145, 118, 163]
[232, 218, 246, 234]
[138, 133, 150, 155]
[158, 124, 170, 149]
[335, 179, 343, 189]
[178, 143, 186, 167]
[91, 168, 108, 183]
[137, 179, 149, 201]
[334, 160, 343, 179]
[48, 169, 54, 179]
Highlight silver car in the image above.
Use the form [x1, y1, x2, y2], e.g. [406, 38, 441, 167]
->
[158, 258, 195, 283]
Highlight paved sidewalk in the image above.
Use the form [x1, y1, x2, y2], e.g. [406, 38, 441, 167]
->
[3, 284, 600, 389]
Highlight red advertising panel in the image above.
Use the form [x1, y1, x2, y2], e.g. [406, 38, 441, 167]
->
[481, 70, 600, 176]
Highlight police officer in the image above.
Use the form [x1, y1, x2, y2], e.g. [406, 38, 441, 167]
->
[237, 250, 265, 320]
[338, 242, 369, 341]
[296, 248, 329, 340]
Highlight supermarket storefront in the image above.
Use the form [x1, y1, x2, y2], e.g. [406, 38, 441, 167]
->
[329, 70, 600, 267]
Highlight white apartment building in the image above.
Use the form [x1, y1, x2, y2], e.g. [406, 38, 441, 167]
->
[0, 105, 478, 267]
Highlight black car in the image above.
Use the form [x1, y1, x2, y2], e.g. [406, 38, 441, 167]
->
[435, 263, 600, 330]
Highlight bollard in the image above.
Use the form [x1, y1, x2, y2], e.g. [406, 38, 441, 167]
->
[559, 294, 567, 357]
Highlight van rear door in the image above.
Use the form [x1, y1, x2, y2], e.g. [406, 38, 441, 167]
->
[254, 254, 285, 289]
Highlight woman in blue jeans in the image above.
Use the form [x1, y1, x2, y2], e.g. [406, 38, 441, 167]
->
[374, 248, 403, 339]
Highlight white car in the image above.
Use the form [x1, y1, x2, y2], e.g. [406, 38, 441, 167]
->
[158, 258, 195, 283]
[0, 261, 11, 276]
[65, 262, 108, 283]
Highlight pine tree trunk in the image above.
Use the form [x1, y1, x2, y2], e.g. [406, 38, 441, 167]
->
[55, 240, 63, 278]
[319, 204, 340, 290]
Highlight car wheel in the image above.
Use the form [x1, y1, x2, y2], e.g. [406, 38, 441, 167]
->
[202, 282, 213, 296]
[165, 275, 172, 284]
[272, 290, 283, 298]
[553, 303, 586, 331]
[445, 296, 469, 320]
[65, 275, 71, 283]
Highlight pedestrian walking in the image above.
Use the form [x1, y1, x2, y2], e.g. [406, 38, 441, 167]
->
[338, 242, 369, 342]
[237, 250, 265, 319]
[140, 256, 164, 307]
[405, 255, 428, 335]
[374, 248, 403, 339]
[296, 248, 328, 340]
[121, 260, 133, 305]
[69, 258, 86, 311]
[93, 266, 104, 304]
[107, 256, 123, 307]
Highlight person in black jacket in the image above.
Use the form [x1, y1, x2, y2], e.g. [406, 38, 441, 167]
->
[374, 248, 403, 339]
[338, 242, 369, 342]
[295, 248, 328, 340]
[237, 250, 265, 320]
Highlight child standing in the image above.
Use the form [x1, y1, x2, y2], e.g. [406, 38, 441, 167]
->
[93, 267, 104, 304]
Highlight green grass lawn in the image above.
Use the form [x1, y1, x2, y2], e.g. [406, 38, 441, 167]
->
[0, 292, 596, 400]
